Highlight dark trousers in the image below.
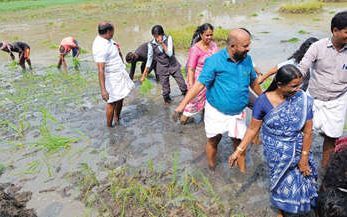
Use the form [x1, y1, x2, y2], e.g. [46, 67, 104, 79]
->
[158, 69, 187, 98]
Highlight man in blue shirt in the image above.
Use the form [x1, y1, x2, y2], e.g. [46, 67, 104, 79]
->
[175, 28, 262, 172]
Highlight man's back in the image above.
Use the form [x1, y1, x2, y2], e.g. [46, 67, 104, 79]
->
[135, 42, 148, 61]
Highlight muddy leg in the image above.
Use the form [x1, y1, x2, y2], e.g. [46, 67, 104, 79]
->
[232, 138, 246, 173]
[205, 134, 222, 170]
[106, 103, 115, 127]
[26, 58, 32, 70]
[322, 135, 336, 168]
[277, 209, 284, 217]
[19, 52, 26, 70]
[113, 99, 123, 125]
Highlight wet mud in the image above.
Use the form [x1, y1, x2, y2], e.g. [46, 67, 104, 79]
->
[0, 183, 37, 217]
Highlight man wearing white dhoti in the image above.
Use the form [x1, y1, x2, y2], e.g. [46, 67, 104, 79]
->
[92, 22, 134, 127]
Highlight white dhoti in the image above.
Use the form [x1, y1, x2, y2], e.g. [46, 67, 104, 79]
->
[311, 91, 347, 138]
[105, 69, 134, 103]
[204, 101, 247, 139]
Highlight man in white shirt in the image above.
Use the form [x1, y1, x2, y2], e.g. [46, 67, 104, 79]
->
[92, 22, 134, 127]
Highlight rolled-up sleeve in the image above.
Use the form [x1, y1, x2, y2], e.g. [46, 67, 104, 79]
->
[198, 57, 216, 89]
[92, 43, 106, 63]
[165, 35, 173, 57]
[145, 42, 153, 68]
[298, 44, 317, 78]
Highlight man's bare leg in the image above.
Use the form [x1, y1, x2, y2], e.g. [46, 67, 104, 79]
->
[106, 103, 115, 127]
[205, 134, 222, 170]
[233, 138, 246, 173]
[113, 99, 123, 125]
[322, 135, 337, 168]
[26, 58, 32, 70]
[277, 209, 284, 217]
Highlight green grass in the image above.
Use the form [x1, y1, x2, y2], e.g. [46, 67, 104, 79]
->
[0, 0, 94, 12]
[168, 26, 229, 50]
[279, 0, 324, 14]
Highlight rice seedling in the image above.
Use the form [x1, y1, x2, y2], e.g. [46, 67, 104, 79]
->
[0, 116, 30, 139]
[72, 57, 80, 69]
[25, 160, 41, 174]
[79, 163, 99, 202]
[0, 163, 5, 176]
[33, 108, 79, 154]
[298, 29, 309, 34]
[250, 13, 258, 17]
[279, 0, 323, 14]
[280, 37, 300, 43]
[77, 155, 226, 216]
[7, 60, 19, 70]
[139, 78, 153, 95]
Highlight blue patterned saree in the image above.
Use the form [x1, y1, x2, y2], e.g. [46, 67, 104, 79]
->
[262, 91, 318, 214]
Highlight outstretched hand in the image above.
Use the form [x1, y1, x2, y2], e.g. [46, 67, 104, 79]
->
[172, 111, 183, 122]
[228, 151, 241, 168]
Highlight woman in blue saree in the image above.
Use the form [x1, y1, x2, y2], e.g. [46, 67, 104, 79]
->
[229, 64, 318, 216]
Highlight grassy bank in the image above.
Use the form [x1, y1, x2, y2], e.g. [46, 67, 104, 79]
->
[0, 0, 94, 12]
[168, 26, 229, 50]
[279, 0, 324, 13]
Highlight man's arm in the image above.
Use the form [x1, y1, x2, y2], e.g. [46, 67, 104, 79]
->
[97, 62, 109, 102]
[75, 46, 80, 58]
[175, 81, 205, 112]
[161, 35, 173, 57]
[298, 44, 317, 78]
[141, 43, 153, 82]
[129, 62, 136, 80]
[257, 66, 277, 85]
[251, 80, 263, 95]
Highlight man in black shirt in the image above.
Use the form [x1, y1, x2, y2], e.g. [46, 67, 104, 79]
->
[0, 41, 32, 70]
[125, 42, 157, 81]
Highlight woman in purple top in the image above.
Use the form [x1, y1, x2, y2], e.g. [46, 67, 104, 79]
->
[180, 23, 218, 124]
[229, 64, 318, 216]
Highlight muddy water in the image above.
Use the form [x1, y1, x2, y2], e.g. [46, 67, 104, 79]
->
[1, 0, 347, 216]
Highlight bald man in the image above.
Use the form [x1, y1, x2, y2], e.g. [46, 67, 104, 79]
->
[174, 28, 262, 172]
